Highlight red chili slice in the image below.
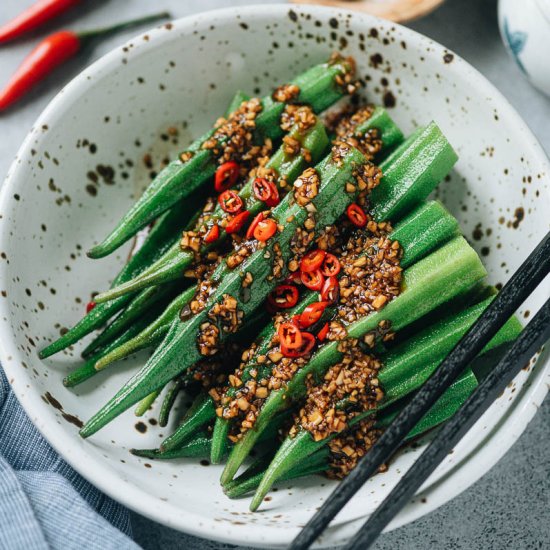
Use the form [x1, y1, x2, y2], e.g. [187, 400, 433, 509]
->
[321, 253, 341, 277]
[301, 269, 324, 291]
[225, 210, 250, 234]
[254, 218, 277, 241]
[320, 275, 339, 303]
[246, 212, 266, 240]
[264, 181, 280, 207]
[86, 301, 96, 313]
[267, 285, 299, 309]
[346, 203, 368, 227]
[214, 161, 239, 192]
[285, 271, 303, 285]
[252, 177, 271, 202]
[300, 249, 326, 273]
[281, 332, 316, 358]
[203, 224, 220, 243]
[317, 322, 329, 342]
[291, 314, 302, 326]
[252, 178, 280, 207]
[218, 190, 243, 213]
[299, 301, 329, 328]
[278, 322, 303, 350]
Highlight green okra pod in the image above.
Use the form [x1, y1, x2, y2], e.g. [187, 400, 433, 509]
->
[94, 286, 196, 371]
[227, 368, 481, 501]
[221, 237, 486, 485]
[39, 93, 247, 359]
[62, 313, 156, 388]
[158, 378, 185, 428]
[88, 57, 355, 259]
[39, 198, 201, 359]
[209, 199, 461, 463]
[80, 143, 370, 438]
[248, 304, 522, 510]
[93, 116, 330, 303]
[82, 282, 181, 358]
[93, 105, 404, 303]
[159, 123, 460, 456]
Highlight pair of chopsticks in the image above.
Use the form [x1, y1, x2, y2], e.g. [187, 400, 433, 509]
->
[291, 230, 550, 550]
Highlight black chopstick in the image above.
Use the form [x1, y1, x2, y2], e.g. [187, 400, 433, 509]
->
[345, 296, 550, 549]
[290, 230, 550, 550]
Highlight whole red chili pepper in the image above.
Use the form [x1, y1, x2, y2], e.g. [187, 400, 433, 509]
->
[0, 0, 81, 44]
[0, 12, 170, 111]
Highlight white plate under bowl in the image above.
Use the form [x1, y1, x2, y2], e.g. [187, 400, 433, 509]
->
[0, 5, 549, 548]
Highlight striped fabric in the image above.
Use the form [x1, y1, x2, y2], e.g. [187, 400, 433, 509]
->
[0, 368, 138, 550]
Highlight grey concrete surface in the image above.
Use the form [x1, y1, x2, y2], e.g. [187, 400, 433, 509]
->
[1, 0, 548, 548]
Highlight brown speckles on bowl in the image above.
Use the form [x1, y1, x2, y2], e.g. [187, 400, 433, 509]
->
[135, 421, 147, 434]
[43, 391, 83, 428]
[369, 52, 383, 68]
[383, 90, 396, 108]
[443, 52, 454, 64]
[511, 207, 525, 229]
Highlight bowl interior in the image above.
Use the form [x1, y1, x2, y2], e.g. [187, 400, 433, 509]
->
[1, 5, 549, 548]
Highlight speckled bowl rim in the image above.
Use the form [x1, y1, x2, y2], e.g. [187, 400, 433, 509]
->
[1, 5, 549, 548]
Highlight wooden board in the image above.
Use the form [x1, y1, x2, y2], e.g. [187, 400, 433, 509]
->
[289, 0, 446, 23]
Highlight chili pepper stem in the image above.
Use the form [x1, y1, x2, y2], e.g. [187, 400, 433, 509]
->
[77, 12, 171, 44]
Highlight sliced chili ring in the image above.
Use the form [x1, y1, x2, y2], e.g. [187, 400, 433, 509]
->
[346, 203, 368, 227]
[218, 190, 243, 213]
[301, 269, 324, 291]
[317, 322, 329, 342]
[252, 177, 271, 202]
[246, 212, 266, 240]
[320, 275, 339, 303]
[264, 181, 280, 207]
[300, 249, 326, 273]
[285, 270, 303, 285]
[299, 301, 329, 328]
[203, 224, 220, 243]
[214, 161, 239, 192]
[86, 301, 96, 313]
[282, 332, 316, 358]
[252, 178, 280, 207]
[267, 284, 299, 309]
[278, 322, 303, 350]
[254, 218, 277, 241]
[225, 210, 250, 234]
[291, 314, 302, 327]
[321, 253, 341, 277]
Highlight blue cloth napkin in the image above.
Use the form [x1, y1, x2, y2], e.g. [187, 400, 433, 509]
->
[0, 368, 139, 550]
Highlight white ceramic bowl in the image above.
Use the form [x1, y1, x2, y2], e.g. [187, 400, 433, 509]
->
[1, 5, 549, 548]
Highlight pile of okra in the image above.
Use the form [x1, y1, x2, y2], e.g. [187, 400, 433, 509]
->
[40, 53, 521, 511]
